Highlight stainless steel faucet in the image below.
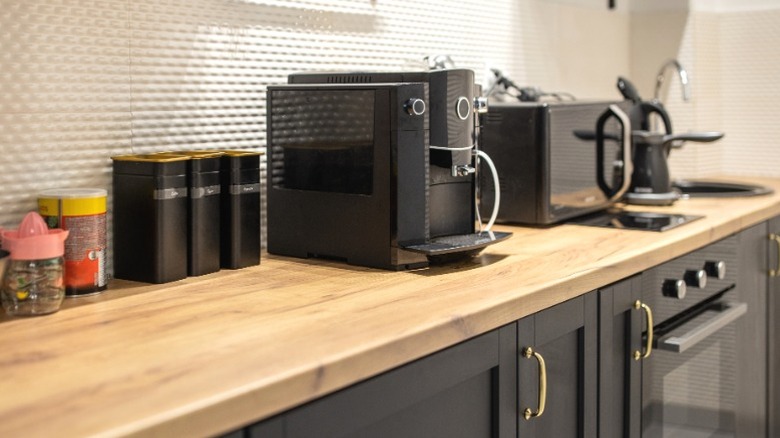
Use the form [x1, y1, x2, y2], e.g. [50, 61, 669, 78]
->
[654, 59, 691, 102]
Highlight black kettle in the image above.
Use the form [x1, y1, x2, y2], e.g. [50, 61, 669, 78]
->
[626, 131, 724, 205]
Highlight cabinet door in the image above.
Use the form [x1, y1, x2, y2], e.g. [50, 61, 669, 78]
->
[734, 222, 768, 437]
[247, 415, 283, 438]
[598, 275, 643, 438]
[276, 325, 516, 438]
[517, 292, 598, 438]
[768, 217, 780, 438]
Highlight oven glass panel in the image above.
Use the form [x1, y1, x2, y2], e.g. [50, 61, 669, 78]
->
[642, 304, 739, 437]
[640, 234, 744, 438]
[269, 89, 375, 195]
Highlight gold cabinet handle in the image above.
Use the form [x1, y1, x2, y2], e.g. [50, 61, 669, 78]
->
[522, 347, 547, 420]
[633, 300, 654, 360]
[769, 234, 780, 277]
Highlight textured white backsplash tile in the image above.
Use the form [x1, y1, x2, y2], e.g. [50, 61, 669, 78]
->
[3, 0, 779, 274]
[718, 9, 780, 177]
[633, 5, 780, 181]
[0, 0, 630, 243]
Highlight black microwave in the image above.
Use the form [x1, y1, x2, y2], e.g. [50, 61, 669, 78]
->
[478, 100, 632, 225]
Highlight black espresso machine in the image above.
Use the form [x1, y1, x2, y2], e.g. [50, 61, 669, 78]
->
[266, 69, 510, 270]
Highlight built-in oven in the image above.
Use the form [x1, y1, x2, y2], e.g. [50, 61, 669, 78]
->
[640, 235, 747, 437]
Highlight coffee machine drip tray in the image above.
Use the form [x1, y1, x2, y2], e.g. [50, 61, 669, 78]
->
[569, 210, 703, 232]
[403, 231, 513, 257]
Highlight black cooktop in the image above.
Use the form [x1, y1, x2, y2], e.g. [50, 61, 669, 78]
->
[569, 210, 703, 231]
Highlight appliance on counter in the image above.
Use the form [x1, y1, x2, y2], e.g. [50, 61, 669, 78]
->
[639, 235, 750, 436]
[266, 69, 510, 270]
[626, 131, 724, 206]
[478, 100, 632, 225]
[615, 76, 726, 206]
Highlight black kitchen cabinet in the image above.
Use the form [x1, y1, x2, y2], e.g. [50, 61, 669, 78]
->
[246, 324, 517, 438]
[598, 276, 643, 438]
[517, 292, 598, 438]
[246, 415, 283, 438]
[735, 222, 768, 437]
[242, 295, 602, 438]
[767, 216, 780, 438]
[233, 221, 778, 438]
[597, 226, 769, 438]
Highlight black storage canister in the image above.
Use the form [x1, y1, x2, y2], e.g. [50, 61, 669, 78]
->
[111, 154, 189, 284]
[219, 150, 262, 269]
[167, 151, 223, 277]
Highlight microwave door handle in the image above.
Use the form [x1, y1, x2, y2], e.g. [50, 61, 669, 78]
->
[657, 301, 747, 354]
[596, 104, 633, 202]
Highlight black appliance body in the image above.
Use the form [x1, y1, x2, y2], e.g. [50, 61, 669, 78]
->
[616, 76, 726, 206]
[266, 71, 508, 270]
[640, 235, 750, 437]
[479, 101, 632, 225]
[627, 131, 725, 206]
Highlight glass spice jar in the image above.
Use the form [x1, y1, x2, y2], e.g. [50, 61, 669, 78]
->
[1, 212, 68, 316]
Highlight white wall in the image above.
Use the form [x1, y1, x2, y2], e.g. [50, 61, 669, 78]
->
[0, 0, 630, 235]
[630, 0, 780, 179]
[3, 0, 778, 249]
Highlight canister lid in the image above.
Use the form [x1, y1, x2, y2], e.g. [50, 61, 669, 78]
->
[111, 153, 190, 163]
[220, 149, 264, 157]
[162, 151, 225, 159]
[38, 188, 107, 216]
[112, 154, 189, 179]
[38, 188, 107, 199]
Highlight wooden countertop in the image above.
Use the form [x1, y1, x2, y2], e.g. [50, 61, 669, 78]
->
[2, 175, 779, 438]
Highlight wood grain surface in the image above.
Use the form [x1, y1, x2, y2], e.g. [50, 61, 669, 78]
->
[1, 175, 779, 438]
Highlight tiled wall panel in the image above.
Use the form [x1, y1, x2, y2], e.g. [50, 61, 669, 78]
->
[4, 0, 778, 269]
[0, 1, 131, 223]
[0, 0, 530, 267]
[665, 12, 725, 180]
[645, 5, 780, 180]
[1, 0, 631, 264]
[718, 9, 780, 177]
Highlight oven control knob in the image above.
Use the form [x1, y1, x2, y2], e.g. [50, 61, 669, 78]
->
[704, 260, 726, 280]
[662, 279, 687, 299]
[405, 98, 426, 116]
[684, 269, 707, 289]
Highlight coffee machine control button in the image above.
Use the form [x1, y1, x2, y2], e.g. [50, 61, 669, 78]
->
[456, 96, 471, 120]
[473, 96, 488, 114]
[684, 269, 707, 289]
[405, 98, 426, 116]
[662, 279, 687, 299]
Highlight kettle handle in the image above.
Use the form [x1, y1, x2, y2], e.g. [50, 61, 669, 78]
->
[596, 104, 633, 202]
[639, 101, 673, 134]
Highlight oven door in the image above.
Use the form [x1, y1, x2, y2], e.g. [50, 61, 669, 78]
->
[641, 296, 747, 437]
